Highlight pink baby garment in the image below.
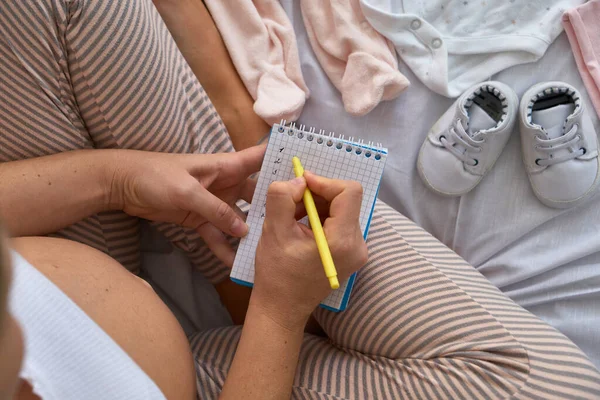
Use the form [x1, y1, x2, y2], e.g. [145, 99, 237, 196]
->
[300, 0, 410, 116]
[563, 0, 600, 119]
[204, 0, 310, 125]
[207, 0, 410, 120]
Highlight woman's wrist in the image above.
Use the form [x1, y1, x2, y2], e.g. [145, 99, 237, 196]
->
[97, 150, 127, 212]
[248, 290, 310, 334]
[221, 287, 305, 399]
[217, 98, 271, 150]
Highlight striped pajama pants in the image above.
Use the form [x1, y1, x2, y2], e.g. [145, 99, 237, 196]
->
[1, 1, 599, 399]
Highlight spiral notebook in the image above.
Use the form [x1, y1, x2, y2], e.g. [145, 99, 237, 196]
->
[231, 122, 387, 312]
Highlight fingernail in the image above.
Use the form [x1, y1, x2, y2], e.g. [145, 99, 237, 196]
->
[230, 218, 248, 236]
[291, 177, 305, 185]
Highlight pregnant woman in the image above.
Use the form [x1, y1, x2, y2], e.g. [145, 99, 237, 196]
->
[1, 1, 599, 399]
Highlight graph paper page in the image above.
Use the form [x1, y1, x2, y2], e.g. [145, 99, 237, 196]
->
[231, 123, 387, 310]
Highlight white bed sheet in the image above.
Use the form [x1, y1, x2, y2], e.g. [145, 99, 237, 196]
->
[280, 0, 600, 367]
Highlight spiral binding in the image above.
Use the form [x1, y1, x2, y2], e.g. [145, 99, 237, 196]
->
[277, 120, 385, 160]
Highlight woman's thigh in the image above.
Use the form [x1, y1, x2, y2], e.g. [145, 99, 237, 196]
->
[11, 236, 196, 400]
[0, 0, 232, 282]
[191, 201, 600, 399]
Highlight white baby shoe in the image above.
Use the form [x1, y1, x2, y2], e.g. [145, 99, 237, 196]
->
[520, 82, 600, 209]
[418, 81, 518, 196]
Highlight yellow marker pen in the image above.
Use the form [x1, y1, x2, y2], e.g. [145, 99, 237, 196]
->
[292, 156, 340, 290]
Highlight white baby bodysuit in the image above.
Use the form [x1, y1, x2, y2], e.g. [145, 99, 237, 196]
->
[360, 0, 585, 97]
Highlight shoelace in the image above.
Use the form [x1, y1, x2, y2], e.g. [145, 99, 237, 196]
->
[439, 119, 483, 166]
[535, 124, 585, 167]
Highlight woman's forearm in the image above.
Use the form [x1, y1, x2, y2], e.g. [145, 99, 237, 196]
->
[0, 150, 114, 236]
[153, 0, 270, 150]
[220, 298, 306, 400]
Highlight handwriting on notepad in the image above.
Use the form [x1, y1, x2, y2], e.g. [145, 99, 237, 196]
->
[259, 147, 286, 220]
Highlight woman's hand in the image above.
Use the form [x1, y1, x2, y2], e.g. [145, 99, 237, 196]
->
[252, 171, 369, 329]
[109, 145, 265, 266]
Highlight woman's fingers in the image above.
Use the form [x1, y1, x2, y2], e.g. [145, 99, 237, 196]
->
[303, 171, 363, 222]
[303, 171, 366, 269]
[294, 193, 329, 221]
[192, 144, 266, 183]
[186, 201, 245, 267]
[196, 223, 235, 267]
[174, 145, 266, 238]
[233, 203, 247, 222]
[231, 144, 266, 179]
[240, 177, 258, 203]
[177, 180, 248, 237]
[265, 177, 306, 231]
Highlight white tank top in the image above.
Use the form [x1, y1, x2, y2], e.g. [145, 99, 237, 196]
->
[8, 251, 166, 400]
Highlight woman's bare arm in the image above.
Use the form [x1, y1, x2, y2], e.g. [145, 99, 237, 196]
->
[0, 151, 112, 236]
[152, 0, 276, 318]
[219, 298, 305, 400]
[0, 146, 264, 256]
[153, 0, 270, 150]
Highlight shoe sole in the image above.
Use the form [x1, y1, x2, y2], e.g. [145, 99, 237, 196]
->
[531, 156, 600, 209]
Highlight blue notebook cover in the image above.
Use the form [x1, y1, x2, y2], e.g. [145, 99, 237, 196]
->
[231, 122, 387, 312]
